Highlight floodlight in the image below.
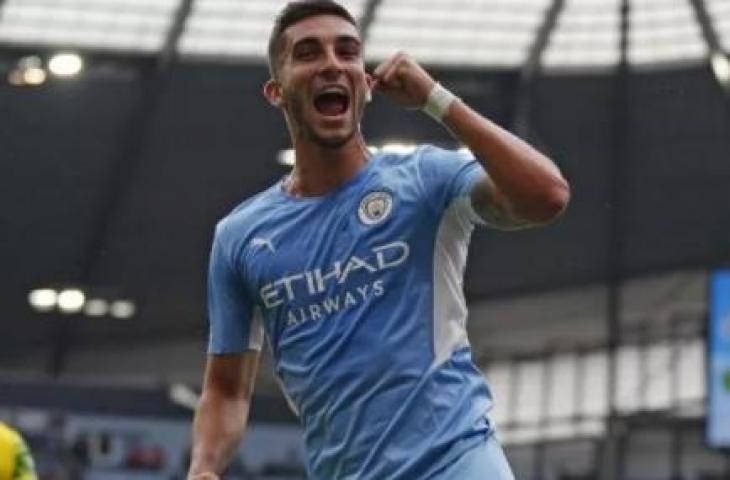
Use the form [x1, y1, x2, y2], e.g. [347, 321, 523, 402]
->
[48, 53, 83, 77]
[84, 299, 109, 317]
[169, 383, 200, 410]
[110, 300, 136, 319]
[18, 55, 42, 69]
[277, 143, 420, 167]
[22, 67, 46, 86]
[277, 149, 295, 166]
[711, 51, 730, 88]
[380, 143, 417, 154]
[7, 56, 46, 87]
[28, 289, 57, 312]
[7, 70, 25, 86]
[57, 289, 86, 313]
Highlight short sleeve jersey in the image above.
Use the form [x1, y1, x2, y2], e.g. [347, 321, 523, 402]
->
[208, 145, 494, 479]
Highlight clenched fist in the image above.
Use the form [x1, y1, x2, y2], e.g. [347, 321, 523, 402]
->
[372, 52, 436, 109]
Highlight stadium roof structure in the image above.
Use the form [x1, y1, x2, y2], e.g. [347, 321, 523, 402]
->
[0, 0, 729, 71]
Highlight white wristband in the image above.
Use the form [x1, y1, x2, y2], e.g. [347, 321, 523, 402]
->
[422, 82, 458, 123]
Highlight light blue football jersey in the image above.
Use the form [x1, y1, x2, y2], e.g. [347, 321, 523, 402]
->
[208, 145, 496, 479]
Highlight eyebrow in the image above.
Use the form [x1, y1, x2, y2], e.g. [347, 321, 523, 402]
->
[291, 35, 362, 51]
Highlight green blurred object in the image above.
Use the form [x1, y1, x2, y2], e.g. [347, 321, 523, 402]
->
[724, 370, 730, 392]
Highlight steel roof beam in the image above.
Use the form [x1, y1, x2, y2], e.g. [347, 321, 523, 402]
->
[79, 0, 197, 284]
[688, 0, 724, 53]
[512, 0, 566, 136]
[523, 0, 565, 81]
[688, 0, 730, 95]
[160, 0, 196, 71]
[359, 0, 384, 46]
[601, 0, 632, 478]
[48, 0, 197, 377]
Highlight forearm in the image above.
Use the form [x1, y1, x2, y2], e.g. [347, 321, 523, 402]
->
[372, 52, 569, 223]
[442, 99, 570, 222]
[188, 391, 251, 478]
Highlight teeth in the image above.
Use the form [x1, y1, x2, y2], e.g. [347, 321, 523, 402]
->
[319, 86, 347, 96]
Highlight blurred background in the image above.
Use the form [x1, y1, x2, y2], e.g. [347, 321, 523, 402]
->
[2, 0, 730, 478]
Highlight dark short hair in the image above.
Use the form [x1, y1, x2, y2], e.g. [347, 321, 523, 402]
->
[267, 0, 358, 77]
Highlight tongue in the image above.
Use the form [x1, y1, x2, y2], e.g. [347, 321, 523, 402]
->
[315, 96, 346, 116]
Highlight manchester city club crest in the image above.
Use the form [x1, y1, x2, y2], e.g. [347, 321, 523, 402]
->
[358, 191, 393, 225]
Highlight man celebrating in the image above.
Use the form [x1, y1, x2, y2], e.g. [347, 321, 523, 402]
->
[188, 1, 569, 479]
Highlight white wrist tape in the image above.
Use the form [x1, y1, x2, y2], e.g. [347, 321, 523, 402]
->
[422, 82, 458, 122]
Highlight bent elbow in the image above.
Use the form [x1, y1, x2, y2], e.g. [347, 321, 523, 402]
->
[526, 179, 571, 224]
[547, 179, 571, 217]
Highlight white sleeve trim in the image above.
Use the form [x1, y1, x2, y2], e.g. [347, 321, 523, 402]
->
[431, 197, 475, 369]
[455, 194, 487, 226]
[248, 307, 265, 351]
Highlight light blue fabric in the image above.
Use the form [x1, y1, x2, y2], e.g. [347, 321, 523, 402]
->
[207, 145, 505, 479]
[432, 434, 515, 480]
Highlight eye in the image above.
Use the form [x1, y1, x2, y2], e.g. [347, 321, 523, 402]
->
[293, 44, 320, 60]
[336, 39, 361, 60]
[295, 49, 317, 60]
[339, 47, 359, 59]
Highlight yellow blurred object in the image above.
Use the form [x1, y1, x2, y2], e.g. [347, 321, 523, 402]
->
[0, 423, 37, 480]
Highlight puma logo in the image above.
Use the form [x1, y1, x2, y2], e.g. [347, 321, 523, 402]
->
[251, 237, 276, 253]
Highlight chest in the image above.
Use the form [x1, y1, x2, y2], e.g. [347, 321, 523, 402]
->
[242, 178, 430, 310]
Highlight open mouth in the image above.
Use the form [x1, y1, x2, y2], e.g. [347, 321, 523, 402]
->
[314, 89, 350, 117]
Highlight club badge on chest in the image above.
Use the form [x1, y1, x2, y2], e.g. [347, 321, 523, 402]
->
[359, 191, 393, 226]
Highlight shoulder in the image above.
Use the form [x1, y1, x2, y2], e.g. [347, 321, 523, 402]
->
[212, 183, 284, 263]
[374, 144, 456, 165]
[215, 184, 281, 238]
[0, 422, 14, 438]
[378, 144, 476, 184]
[376, 144, 470, 176]
[0, 423, 21, 448]
[413, 143, 472, 167]
[368, 144, 458, 180]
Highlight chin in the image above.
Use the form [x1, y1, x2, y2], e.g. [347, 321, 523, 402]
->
[309, 126, 356, 149]
[314, 134, 353, 149]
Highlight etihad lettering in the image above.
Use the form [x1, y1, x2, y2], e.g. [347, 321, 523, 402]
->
[286, 279, 386, 327]
[315, 262, 341, 292]
[260, 241, 409, 308]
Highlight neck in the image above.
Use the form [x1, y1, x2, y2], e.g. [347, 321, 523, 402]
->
[286, 134, 370, 197]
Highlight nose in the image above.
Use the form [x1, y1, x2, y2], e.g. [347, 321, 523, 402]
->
[320, 47, 344, 78]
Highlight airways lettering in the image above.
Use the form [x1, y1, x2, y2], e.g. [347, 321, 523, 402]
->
[260, 241, 409, 308]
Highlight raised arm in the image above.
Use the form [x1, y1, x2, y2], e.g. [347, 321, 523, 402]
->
[372, 52, 570, 229]
[188, 351, 260, 480]
[443, 99, 569, 228]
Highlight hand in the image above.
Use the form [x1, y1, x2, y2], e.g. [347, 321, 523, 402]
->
[188, 473, 219, 480]
[372, 52, 436, 110]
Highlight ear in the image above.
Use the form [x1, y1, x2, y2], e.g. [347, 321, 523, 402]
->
[263, 79, 284, 108]
[365, 73, 375, 90]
